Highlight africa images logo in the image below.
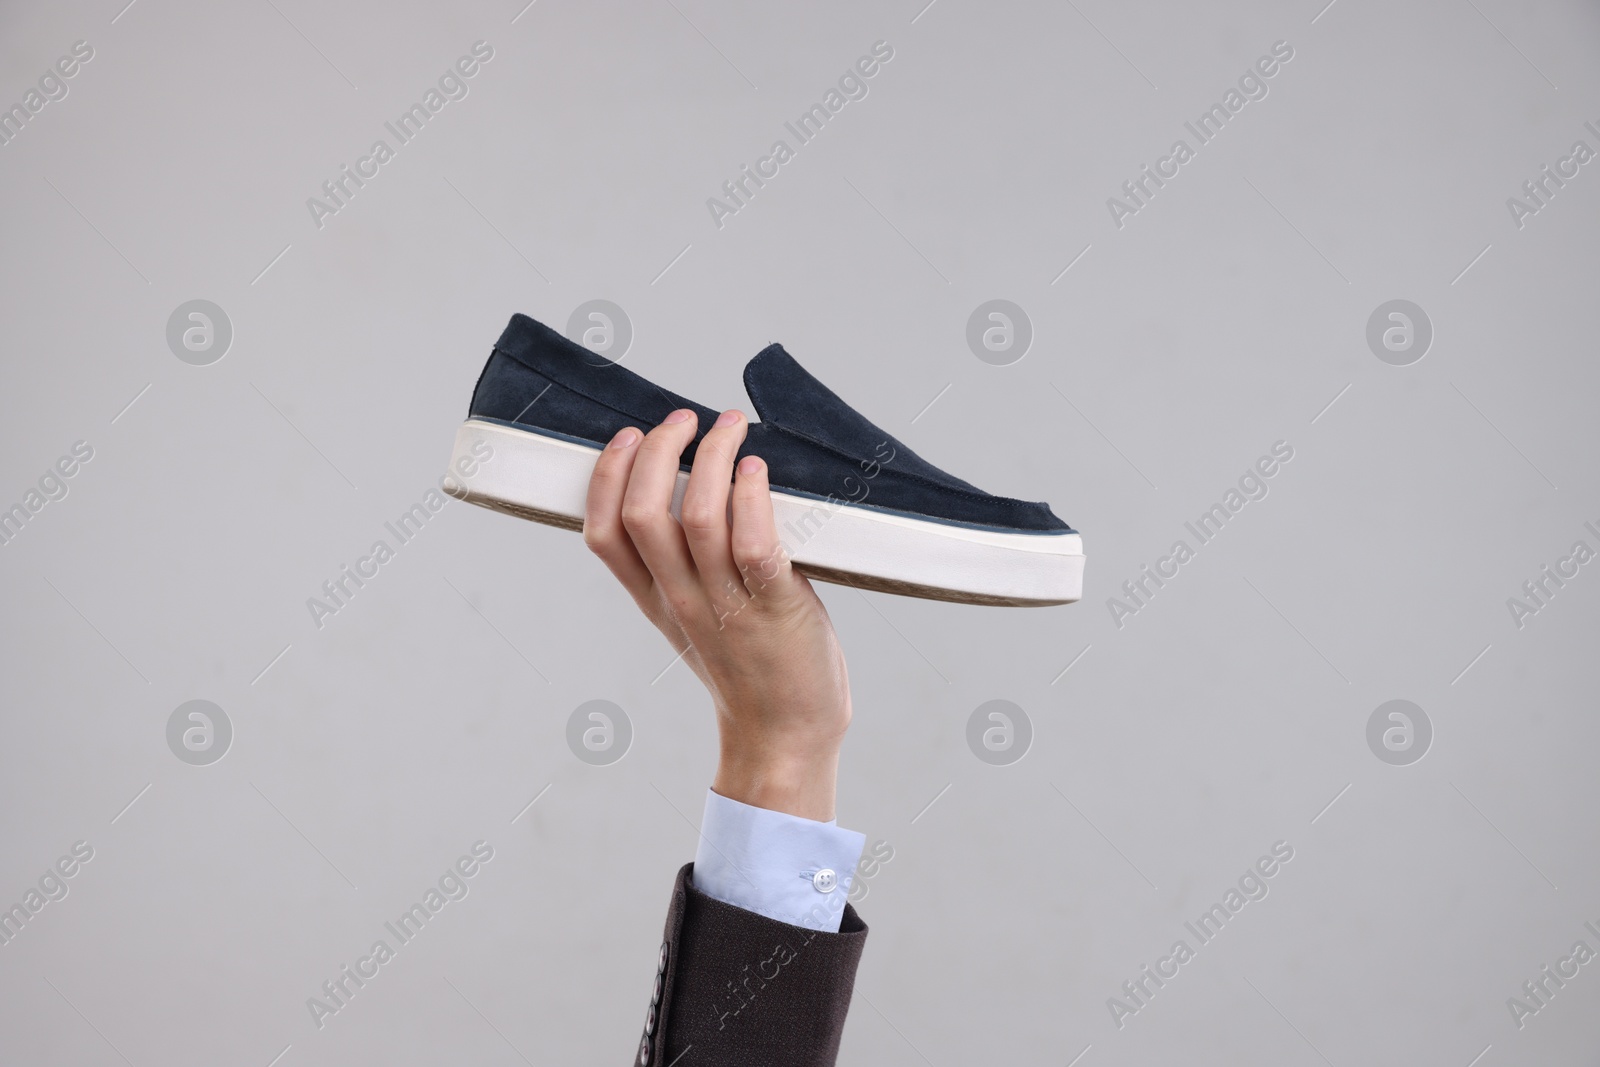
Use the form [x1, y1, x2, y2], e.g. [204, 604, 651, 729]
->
[1105, 40, 1295, 229]
[1107, 441, 1294, 628]
[305, 841, 494, 1029]
[1107, 841, 1295, 1029]
[705, 40, 895, 230]
[0, 40, 95, 149]
[305, 42, 494, 230]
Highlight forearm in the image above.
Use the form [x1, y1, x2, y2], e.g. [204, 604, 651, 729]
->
[713, 740, 841, 823]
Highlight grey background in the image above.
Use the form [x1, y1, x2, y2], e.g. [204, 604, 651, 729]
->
[2, 0, 1596, 1064]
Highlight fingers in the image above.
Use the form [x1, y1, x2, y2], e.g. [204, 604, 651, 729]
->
[681, 410, 749, 598]
[589, 410, 788, 632]
[729, 455, 801, 602]
[619, 409, 702, 601]
[583, 426, 654, 601]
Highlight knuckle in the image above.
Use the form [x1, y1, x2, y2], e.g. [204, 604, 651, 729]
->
[745, 547, 784, 579]
[679, 500, 721, 536]
[619, 502, 656, 533]
[733, 537, 779, 570]
[581, 520, 611, 552]
[640, 430, 684, 456]
[698, 435, 735, 465]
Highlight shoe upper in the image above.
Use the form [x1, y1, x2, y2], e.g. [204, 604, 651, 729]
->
[469, 314, 1073, 534]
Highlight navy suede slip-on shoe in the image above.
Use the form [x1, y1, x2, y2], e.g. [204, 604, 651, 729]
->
[447, 313, 1084, 606]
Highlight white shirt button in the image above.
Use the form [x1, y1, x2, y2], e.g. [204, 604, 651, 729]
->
[812, 868, 837, 893]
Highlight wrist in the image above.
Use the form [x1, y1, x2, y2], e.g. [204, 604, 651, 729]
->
[713, 746, 840, 822]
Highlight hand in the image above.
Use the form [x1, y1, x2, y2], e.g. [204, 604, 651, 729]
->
[582, 408, 852, 822]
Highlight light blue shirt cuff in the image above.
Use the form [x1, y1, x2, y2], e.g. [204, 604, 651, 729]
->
[691, 789, 867, 933]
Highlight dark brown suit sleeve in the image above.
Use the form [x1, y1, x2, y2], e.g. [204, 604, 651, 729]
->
[630, 863, 869, 1067]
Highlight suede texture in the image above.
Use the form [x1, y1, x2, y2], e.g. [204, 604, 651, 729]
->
[469, 314, 1072, 533]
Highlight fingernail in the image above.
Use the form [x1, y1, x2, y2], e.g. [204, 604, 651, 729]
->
[664, 409, 693, 425]
[714, 410, 741, 429]
[609, 427, 640, 449]
[738, 456, 763, 475]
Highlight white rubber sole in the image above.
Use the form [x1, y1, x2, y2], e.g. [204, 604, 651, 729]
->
[447, 419, 1083, 606]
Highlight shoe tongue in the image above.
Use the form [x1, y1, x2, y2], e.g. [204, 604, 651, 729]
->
[742, 344, 983, 494]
